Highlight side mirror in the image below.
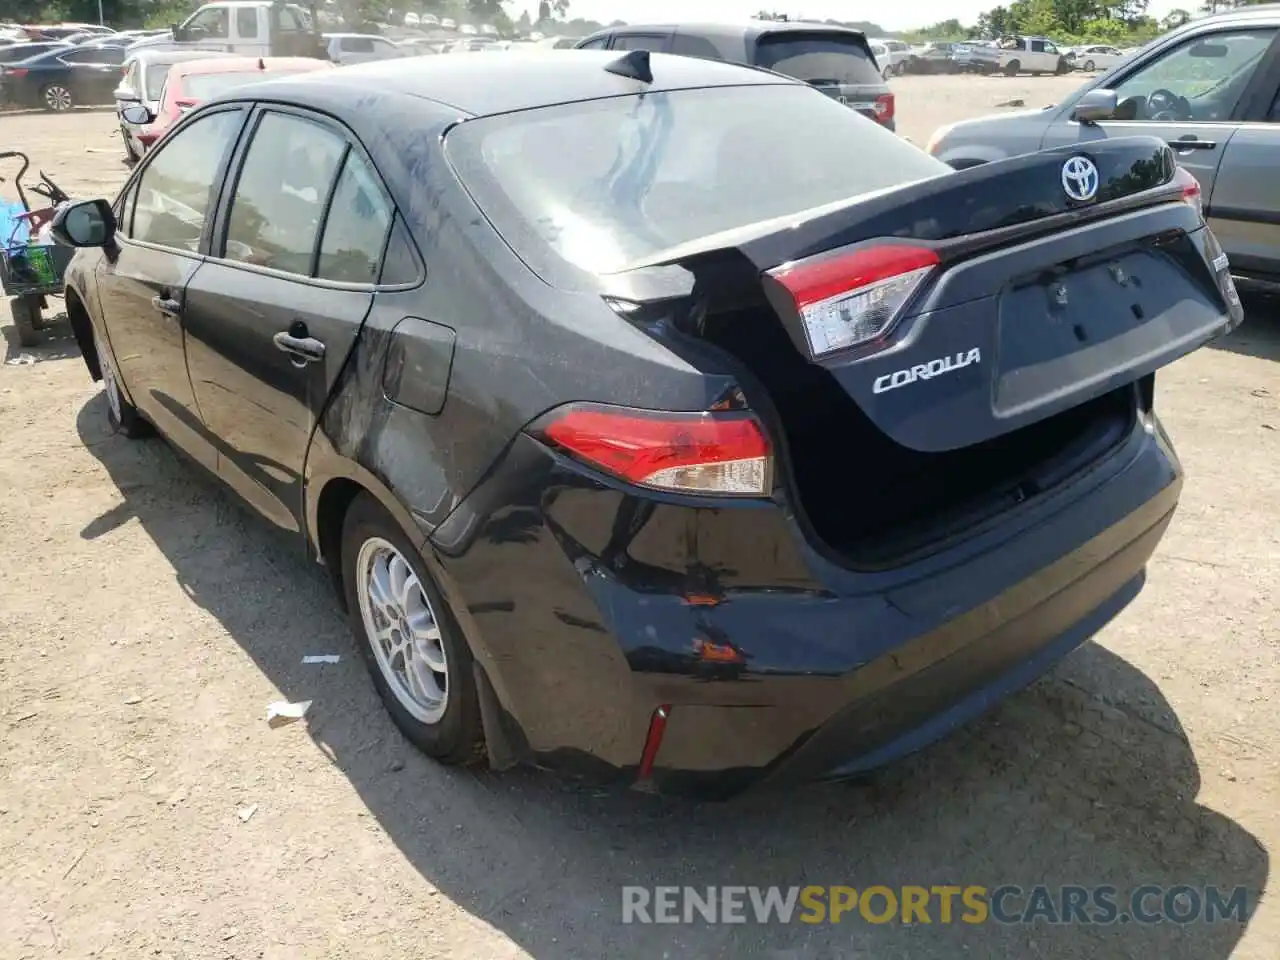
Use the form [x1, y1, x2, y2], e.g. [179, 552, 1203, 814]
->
[121, 102, 153, 124]
[1072, 88, 1118, 123]
[51, 199, 117, 249]
[113, 85, 140, 102]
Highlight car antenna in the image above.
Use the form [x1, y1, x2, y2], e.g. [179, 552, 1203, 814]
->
[604, 48, 653, 83]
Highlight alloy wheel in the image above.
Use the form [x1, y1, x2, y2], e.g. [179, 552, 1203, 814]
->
[43, 85, 73, 111]
[355, 537, 449, 724]
[96, 335, 123, 424]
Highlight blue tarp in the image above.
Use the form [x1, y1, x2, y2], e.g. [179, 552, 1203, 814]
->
[1, 197, 31, 252]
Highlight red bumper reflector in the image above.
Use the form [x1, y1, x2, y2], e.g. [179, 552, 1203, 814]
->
[637, 704, 671, 780]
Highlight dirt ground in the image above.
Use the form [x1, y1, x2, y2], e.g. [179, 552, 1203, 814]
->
[0, 74, 1276, 959]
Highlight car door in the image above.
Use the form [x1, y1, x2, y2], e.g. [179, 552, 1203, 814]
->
[1041, 26, 1280, 202]
[1030, 39, 1051, 72]
[96, 105, 248, 471]
[183, 106, 391, 533]
[1205, 57, 1280, 283]
[58, 46, 123, 103]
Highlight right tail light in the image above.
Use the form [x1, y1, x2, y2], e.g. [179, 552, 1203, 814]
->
[766, 243, 939, 358]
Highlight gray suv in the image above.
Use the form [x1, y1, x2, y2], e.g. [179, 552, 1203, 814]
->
[927, 6, 1280, 292]
[574, 20, 896, 132]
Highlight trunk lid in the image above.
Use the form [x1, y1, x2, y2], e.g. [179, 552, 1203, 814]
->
[707, 137, 1242, 453]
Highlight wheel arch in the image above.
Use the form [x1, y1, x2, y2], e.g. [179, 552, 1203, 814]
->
[64, 286, 102, 381]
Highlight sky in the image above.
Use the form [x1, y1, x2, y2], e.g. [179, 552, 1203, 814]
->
[533, 1, 1187, 33]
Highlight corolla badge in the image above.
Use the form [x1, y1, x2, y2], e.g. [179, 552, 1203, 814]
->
[1061, 156, 1100, 202]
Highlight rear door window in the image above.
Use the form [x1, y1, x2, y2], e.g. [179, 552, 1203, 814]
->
[342, 37, 375, 53]
[237, 8, 258, 39]
[611, 34, 668, 52]
[670, 33, 721, 59]
[315, 152, 392, 283]
[753, 32, 882, 85]
[223, 111, 345, 274]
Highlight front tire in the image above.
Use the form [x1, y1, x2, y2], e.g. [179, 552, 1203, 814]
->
[342, 493, 485, 765]
[95, 332, 150, 438]
[1005, 60, 1020, 77]
[1084, 59, 1095, 72]
[121, 127, 139, 163]
[41, 83, 74, 112]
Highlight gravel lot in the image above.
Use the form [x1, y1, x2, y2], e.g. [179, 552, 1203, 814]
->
[0, 74, 1276, 959]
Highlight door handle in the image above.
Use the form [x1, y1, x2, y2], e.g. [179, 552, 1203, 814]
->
[151, 295, 181, 316]
[1170, 138, 1217, 150]
[273, 331, 326, 364]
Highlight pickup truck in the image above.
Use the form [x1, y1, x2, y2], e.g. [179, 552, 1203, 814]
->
[992, 35, 1072, 76]
[127, 0, 328, 60]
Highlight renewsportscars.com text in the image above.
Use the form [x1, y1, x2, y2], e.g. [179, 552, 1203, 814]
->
[621, 885, 1251, 926]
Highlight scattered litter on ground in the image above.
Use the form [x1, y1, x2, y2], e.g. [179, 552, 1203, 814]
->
[994, 96, 1025, 107]
[123, 695, 143, 705]
[62, 847, 87, 879]
[302, 654, 340, 664]
[266, 700, 312, 727]
[237, 804, 258, 823]
[13, 710, 38, 723]
[5, 355, 35, 366]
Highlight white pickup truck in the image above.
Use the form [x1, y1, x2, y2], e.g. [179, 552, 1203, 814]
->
[127, 0, 328, 60]
[992, 35, 1071, 76]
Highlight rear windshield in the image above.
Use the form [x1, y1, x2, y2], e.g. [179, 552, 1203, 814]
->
[446, 84, 948, 279]
[182, 70, 291, 99]
[753, 32, 883, 85]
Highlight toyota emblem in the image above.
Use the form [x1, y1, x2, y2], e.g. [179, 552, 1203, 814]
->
[1061, 156, 1100, 203]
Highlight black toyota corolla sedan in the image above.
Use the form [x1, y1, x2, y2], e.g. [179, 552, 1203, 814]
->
[54, 50, 1242, 798]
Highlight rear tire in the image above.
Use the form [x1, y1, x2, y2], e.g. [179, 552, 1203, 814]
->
[883, 65, 892, 81]
[341, 492, 485, 766]
[1084, 59, 1095, 72]
[9, 295, 40, 347]
[41, 83, 74, 112]
[95, 332, 150, 438]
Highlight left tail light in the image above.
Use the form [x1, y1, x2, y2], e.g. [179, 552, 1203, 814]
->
[533, 403, 773, 497]
[874, 93, 895, 124]
[766, 243, 939, 358]
[5, 67, 28, 79]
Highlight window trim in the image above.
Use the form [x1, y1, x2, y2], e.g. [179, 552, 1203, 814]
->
[207, 102, 412, 291]
[114, 104, 250, 259]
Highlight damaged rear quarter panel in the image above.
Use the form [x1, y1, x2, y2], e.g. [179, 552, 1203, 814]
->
[306, 95, 736, 555]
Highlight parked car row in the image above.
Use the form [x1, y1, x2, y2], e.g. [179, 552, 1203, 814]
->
[50, 38, 1240, 798]
[902, 35, 1072, 76]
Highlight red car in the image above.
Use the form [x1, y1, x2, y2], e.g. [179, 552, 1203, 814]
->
[131, 56, 334, 152]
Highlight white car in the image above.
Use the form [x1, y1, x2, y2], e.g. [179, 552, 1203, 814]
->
[1071, 44, 1127, 72]
[323, 32, 408, 64]
[403, 12, 419, 27]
